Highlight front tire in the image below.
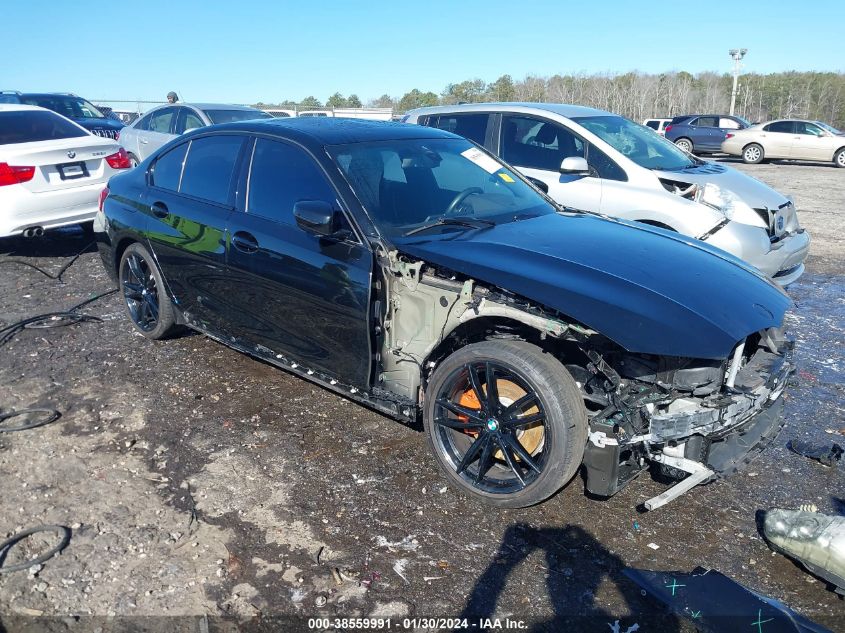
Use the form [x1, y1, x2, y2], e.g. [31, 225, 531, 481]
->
[742, 143, 764, 164]
[423, 340, 588, 508]
[118, 242, 177, 340]
[675, 137, 694, 153]
[834, 148, 845, 168]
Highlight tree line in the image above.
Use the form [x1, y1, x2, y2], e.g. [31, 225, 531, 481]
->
[253, 70, 845, 127]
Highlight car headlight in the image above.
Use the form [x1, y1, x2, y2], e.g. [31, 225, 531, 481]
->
[694, 183, 767, 228]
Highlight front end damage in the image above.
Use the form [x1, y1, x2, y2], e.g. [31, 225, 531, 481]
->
[580, 329, 794, 509]
[377, 248, 794, 509]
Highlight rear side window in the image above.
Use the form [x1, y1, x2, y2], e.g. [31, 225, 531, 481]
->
[204, 109, 272, 124]
[134, 112, 152, 131]
[247, 138, 337, 225]
[149, 108, 176, 133]
[0, 110, 88, 144]
[429, 113, 488, 145]
[179, 135, 244, 205]
[645, 120, 659, 130]
[693, 116, 718, 127]
[719, 117, 741, 129]
[764, 121, 794, 133]
[151, 143, 188, 191]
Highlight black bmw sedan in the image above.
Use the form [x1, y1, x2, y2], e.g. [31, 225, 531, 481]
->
[95, 118, 793, 509]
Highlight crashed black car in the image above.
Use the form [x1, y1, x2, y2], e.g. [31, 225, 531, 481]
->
[94, 118, 794, 508]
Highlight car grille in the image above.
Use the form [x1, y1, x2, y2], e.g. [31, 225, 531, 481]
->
[91, 128, 119, 139]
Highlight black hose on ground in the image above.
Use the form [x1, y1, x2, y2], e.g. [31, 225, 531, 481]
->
[0, 525, 71, 574]
[0, 288, 118, 346]
[0, 241, 95, 283]
[0, 409, 61, 433]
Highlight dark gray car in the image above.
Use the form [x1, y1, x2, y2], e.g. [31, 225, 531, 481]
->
[665, 114, 750, 154]
[119, 103, 272, 165]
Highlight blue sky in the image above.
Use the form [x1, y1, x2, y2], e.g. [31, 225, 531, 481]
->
[4, 0, 843, 106]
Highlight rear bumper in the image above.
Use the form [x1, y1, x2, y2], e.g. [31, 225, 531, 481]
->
[0, 181, 107, 238]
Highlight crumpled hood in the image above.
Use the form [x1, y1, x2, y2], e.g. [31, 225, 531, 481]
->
[394, 213, 791, 359]
[653, 162, 789, 209]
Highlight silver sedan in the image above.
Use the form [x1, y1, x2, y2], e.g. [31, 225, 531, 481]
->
[722, 119, 845, 167]
[120, 103, 272, 165]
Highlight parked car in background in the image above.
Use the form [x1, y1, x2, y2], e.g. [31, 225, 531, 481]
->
[119, 103, 272, 165]
[298, 110, 333, 117]
[406, 103, 809, 286]
[0, 91, 124, 140]
[643, 117, 672, 135]
[96, 118, 794, 509]
[264, 108, 298, 118]
[664, 114, 750, 154]
[722, 119, 845, 167]
[0, 105, 129, 238]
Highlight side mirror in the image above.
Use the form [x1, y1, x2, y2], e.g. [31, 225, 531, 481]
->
[559, 156, 590, 175]
[294, 200, 338, 236]
[524, 176, 549, 194]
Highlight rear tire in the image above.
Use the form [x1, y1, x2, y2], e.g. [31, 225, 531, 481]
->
[423, 340, 588, 508]
[742, 143, 764, 164]
[118, 242, 177, 340]
[674, 137, 693, 153]
[834, 148, 845, 168]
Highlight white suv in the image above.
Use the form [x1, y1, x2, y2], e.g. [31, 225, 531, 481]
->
[0, 105, 130, 238]
[405, 103, 810, 286]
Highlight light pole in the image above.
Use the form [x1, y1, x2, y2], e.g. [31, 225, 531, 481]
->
[729, 48, 747, 116]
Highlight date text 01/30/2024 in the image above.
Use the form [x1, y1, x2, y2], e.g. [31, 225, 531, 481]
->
[307, 617, 528, 630]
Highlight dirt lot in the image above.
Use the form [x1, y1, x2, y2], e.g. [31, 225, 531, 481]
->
[0, 160, 843, 632]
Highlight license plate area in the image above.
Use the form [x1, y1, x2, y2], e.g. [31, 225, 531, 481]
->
[773, 209, 787, 237]
[58, 161, 88, 180]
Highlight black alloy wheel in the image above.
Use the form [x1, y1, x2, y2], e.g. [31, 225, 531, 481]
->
[118, 242, 177, 339]
[424, 340, 587, 507]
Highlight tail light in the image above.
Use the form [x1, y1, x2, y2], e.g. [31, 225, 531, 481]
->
[105, 148, 131, 169]
[664, 125, 673, 134]
[725, 133, 735, 139]
[98, 187, 109, 212]
[0, 162, 35, 186]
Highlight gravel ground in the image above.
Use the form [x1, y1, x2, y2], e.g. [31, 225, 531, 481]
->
[0, 161, 843, 632]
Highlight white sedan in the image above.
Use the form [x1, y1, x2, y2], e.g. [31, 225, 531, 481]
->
[722, 119, 845, 167]
[0, 104, 130, 238]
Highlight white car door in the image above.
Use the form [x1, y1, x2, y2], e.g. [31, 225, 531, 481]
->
[499, 114, 602, 211]
[791, 121, 833, 161]
[137, 106, 178, 160]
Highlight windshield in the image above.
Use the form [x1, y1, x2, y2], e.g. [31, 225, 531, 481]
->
[573, 115, 697, 171]
[204, 109, 273, 124]
[329, 138, 556, 238]
[22, 95, 105, 119]
[815, 121, 842, 134]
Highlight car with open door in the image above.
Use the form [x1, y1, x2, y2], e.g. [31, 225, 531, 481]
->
[95, 118, 794, 509]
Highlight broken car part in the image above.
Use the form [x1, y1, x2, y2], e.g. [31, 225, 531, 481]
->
[0, 525, 71, 574]
[763, 508, 845, 596]
[97, 120, 796, 508]
[624, 566, 831, 633]
[787, 440, 843, 468]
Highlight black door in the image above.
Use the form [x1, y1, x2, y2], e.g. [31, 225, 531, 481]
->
[144, 134, 245, 333]
[224, 137, 373, 388]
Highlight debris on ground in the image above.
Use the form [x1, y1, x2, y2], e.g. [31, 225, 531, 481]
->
[624, 566, 832, 632]
[787, 440, 843, 467]
[763, 507, 845, 596]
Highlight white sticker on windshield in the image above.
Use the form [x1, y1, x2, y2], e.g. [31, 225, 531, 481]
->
[460, 147, 502, 174]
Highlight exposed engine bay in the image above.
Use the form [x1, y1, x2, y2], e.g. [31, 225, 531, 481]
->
[376, 248, 795, 508]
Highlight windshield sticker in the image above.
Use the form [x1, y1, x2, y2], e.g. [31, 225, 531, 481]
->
[461, 147, 502, 174]
[498, 172, 515, 183]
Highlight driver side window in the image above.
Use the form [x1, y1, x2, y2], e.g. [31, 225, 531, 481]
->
[500, 115, 585, 171]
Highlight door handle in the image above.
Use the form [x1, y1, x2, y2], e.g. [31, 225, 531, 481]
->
[232, 231, 259, 253]
[140, 138, 149, 144]
[151, 201, 169, 218]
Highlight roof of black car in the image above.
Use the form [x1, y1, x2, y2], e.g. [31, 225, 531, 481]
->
[213, 117, 458, 145]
